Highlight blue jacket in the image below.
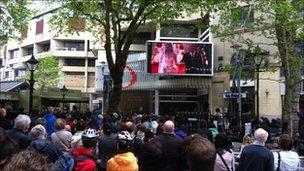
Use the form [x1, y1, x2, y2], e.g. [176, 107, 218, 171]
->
[237, 144, 274, 171]
[30, 139, 62, 163]
[44, 113, 56, 136]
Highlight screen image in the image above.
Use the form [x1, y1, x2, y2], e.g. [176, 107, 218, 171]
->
[147, 41, 213, 76]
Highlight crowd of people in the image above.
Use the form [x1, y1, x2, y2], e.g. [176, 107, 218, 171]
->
[0, 106, 303, 171]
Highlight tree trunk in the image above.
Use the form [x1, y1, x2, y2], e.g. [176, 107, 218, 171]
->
[275, 1, 300, 134]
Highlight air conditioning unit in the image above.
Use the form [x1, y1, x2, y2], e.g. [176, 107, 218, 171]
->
[71, 48, 77, 51]
[62, 47, 68, 51]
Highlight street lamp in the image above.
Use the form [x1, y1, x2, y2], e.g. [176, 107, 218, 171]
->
[254, 50, 269, 121]
[60, 85, 68, 109]
[25, 55, 39, 115]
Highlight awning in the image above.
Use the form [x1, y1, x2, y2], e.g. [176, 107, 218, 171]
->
[0, 92, 19, 101]
[0, 81, 29, 92]
[41, 96, 89, 103]
[124, 77, 211, 90]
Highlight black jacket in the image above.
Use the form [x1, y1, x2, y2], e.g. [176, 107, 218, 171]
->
[97, 133, 117, 168]
[153, 133, 183, 171]
[6, 128, 30, 150]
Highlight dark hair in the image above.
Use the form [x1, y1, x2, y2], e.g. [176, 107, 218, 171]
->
[144, 129, 154, 143]
[199, 120, 207, 128]
[82, 138, 97, 149]
[138, 139, 166, 171]
[278, 134, 293, 151]
[187, 138, 216, 171]
[75, 120, 86, 132]
[103, 122, 112, 135]
[3, 149, 53, 171]
[156, 123, 163, 135]
[214, 133, 232, 154]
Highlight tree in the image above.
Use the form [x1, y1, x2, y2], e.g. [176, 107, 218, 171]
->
[23, 54, 61, 89]
[0, 0, 33, 46]
[49, 0, 219, 113]
[211, 0, 304, 133]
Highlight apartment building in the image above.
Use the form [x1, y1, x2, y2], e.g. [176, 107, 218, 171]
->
[1, 8, 97, 93]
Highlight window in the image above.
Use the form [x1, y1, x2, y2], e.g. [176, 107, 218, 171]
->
[63, 41, 85, 51]
[88, 59, 95, 67]
[5, 71, 9, 78]
[160, 24, 198, 38]
[88, 72, 95, 76]
[65, 72, 84, 75]
[132, 32, 152, 44]
[36, 19, 44, 35]
[65, 58, 85, 66]
[9, 49, 19, 59]
[42, 44, 50, 52]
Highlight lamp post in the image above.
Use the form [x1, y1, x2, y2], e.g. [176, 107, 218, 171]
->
[25, 55, 39, 115]
[60, 85, 68, 109]
[254, 50, 268, 121]
[254, 57, 262, 121]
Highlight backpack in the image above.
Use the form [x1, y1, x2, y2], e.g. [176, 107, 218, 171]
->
[54, 152, 75, 171]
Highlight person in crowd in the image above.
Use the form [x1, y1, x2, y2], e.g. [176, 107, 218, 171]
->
[72, 128, 99, 171]
[214, 133, 234, 171]
[144, 129, 155, 143]
[156, 123, 164, 135]
[71, 119, 87, 148]
[138, 139, 166, 171]
[107, 131, 138, 171]
[153, 120, 183, 171]
[3, 149, 54, 171]
[181, 44, 204, 74]
[175, 124, 188, 140]
[150, 115, 159, 133]
[0, 108, 13, 130]
[141, 115, 151, 130]
[0, 128, 17, 170]
[44, 107, 57, 137]
[237, 128, 274, 171]
[51, 118, 73, 152]
[273, 134, 299, 170]
[6, 114, 31, 150]
[97, 122, 117, 171]
[28, 124, 61, 163]
[125, 121, 143, 157]
[187, 137, 216, 171]
[237, 135, 253, 158]
[209, 123, 219, 141]
[135, 124, 146, 141]
[196, 119, 211, 139]
[182, 133, 204, 170]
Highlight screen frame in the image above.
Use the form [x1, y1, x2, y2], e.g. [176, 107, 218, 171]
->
[146, 40, 214, 76]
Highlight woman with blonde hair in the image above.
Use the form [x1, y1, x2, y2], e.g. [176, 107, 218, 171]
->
[237, 135, 253, 158]
[51, 118, 73, 152]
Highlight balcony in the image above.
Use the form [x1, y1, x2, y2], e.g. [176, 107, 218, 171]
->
[53, 47, 87, 57]
[62, 66, 86, 72]
[64, 75, 85, 90]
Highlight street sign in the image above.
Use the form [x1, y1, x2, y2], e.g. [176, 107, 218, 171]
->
[223, 92, 246, 99]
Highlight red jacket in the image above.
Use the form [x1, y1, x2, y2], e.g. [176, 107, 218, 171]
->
[71, 146, 96, 171]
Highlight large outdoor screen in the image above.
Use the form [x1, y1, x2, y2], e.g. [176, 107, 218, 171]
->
[147, 41, 213, 76]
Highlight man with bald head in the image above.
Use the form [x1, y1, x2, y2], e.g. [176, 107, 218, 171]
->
[153, 120, 183, 171]
[237, 128, 274, 171]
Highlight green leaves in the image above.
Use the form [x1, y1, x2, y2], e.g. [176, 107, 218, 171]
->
[0, 0, 34, 46]
[23, 54, 61, 88]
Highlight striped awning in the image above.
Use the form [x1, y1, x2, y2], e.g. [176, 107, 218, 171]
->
[124, 77, 211, 90]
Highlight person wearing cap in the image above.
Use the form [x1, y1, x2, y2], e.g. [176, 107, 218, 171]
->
[237, 128, 274, 171]
[71, 128, 99, 171]
[107, 131, 138, 171]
